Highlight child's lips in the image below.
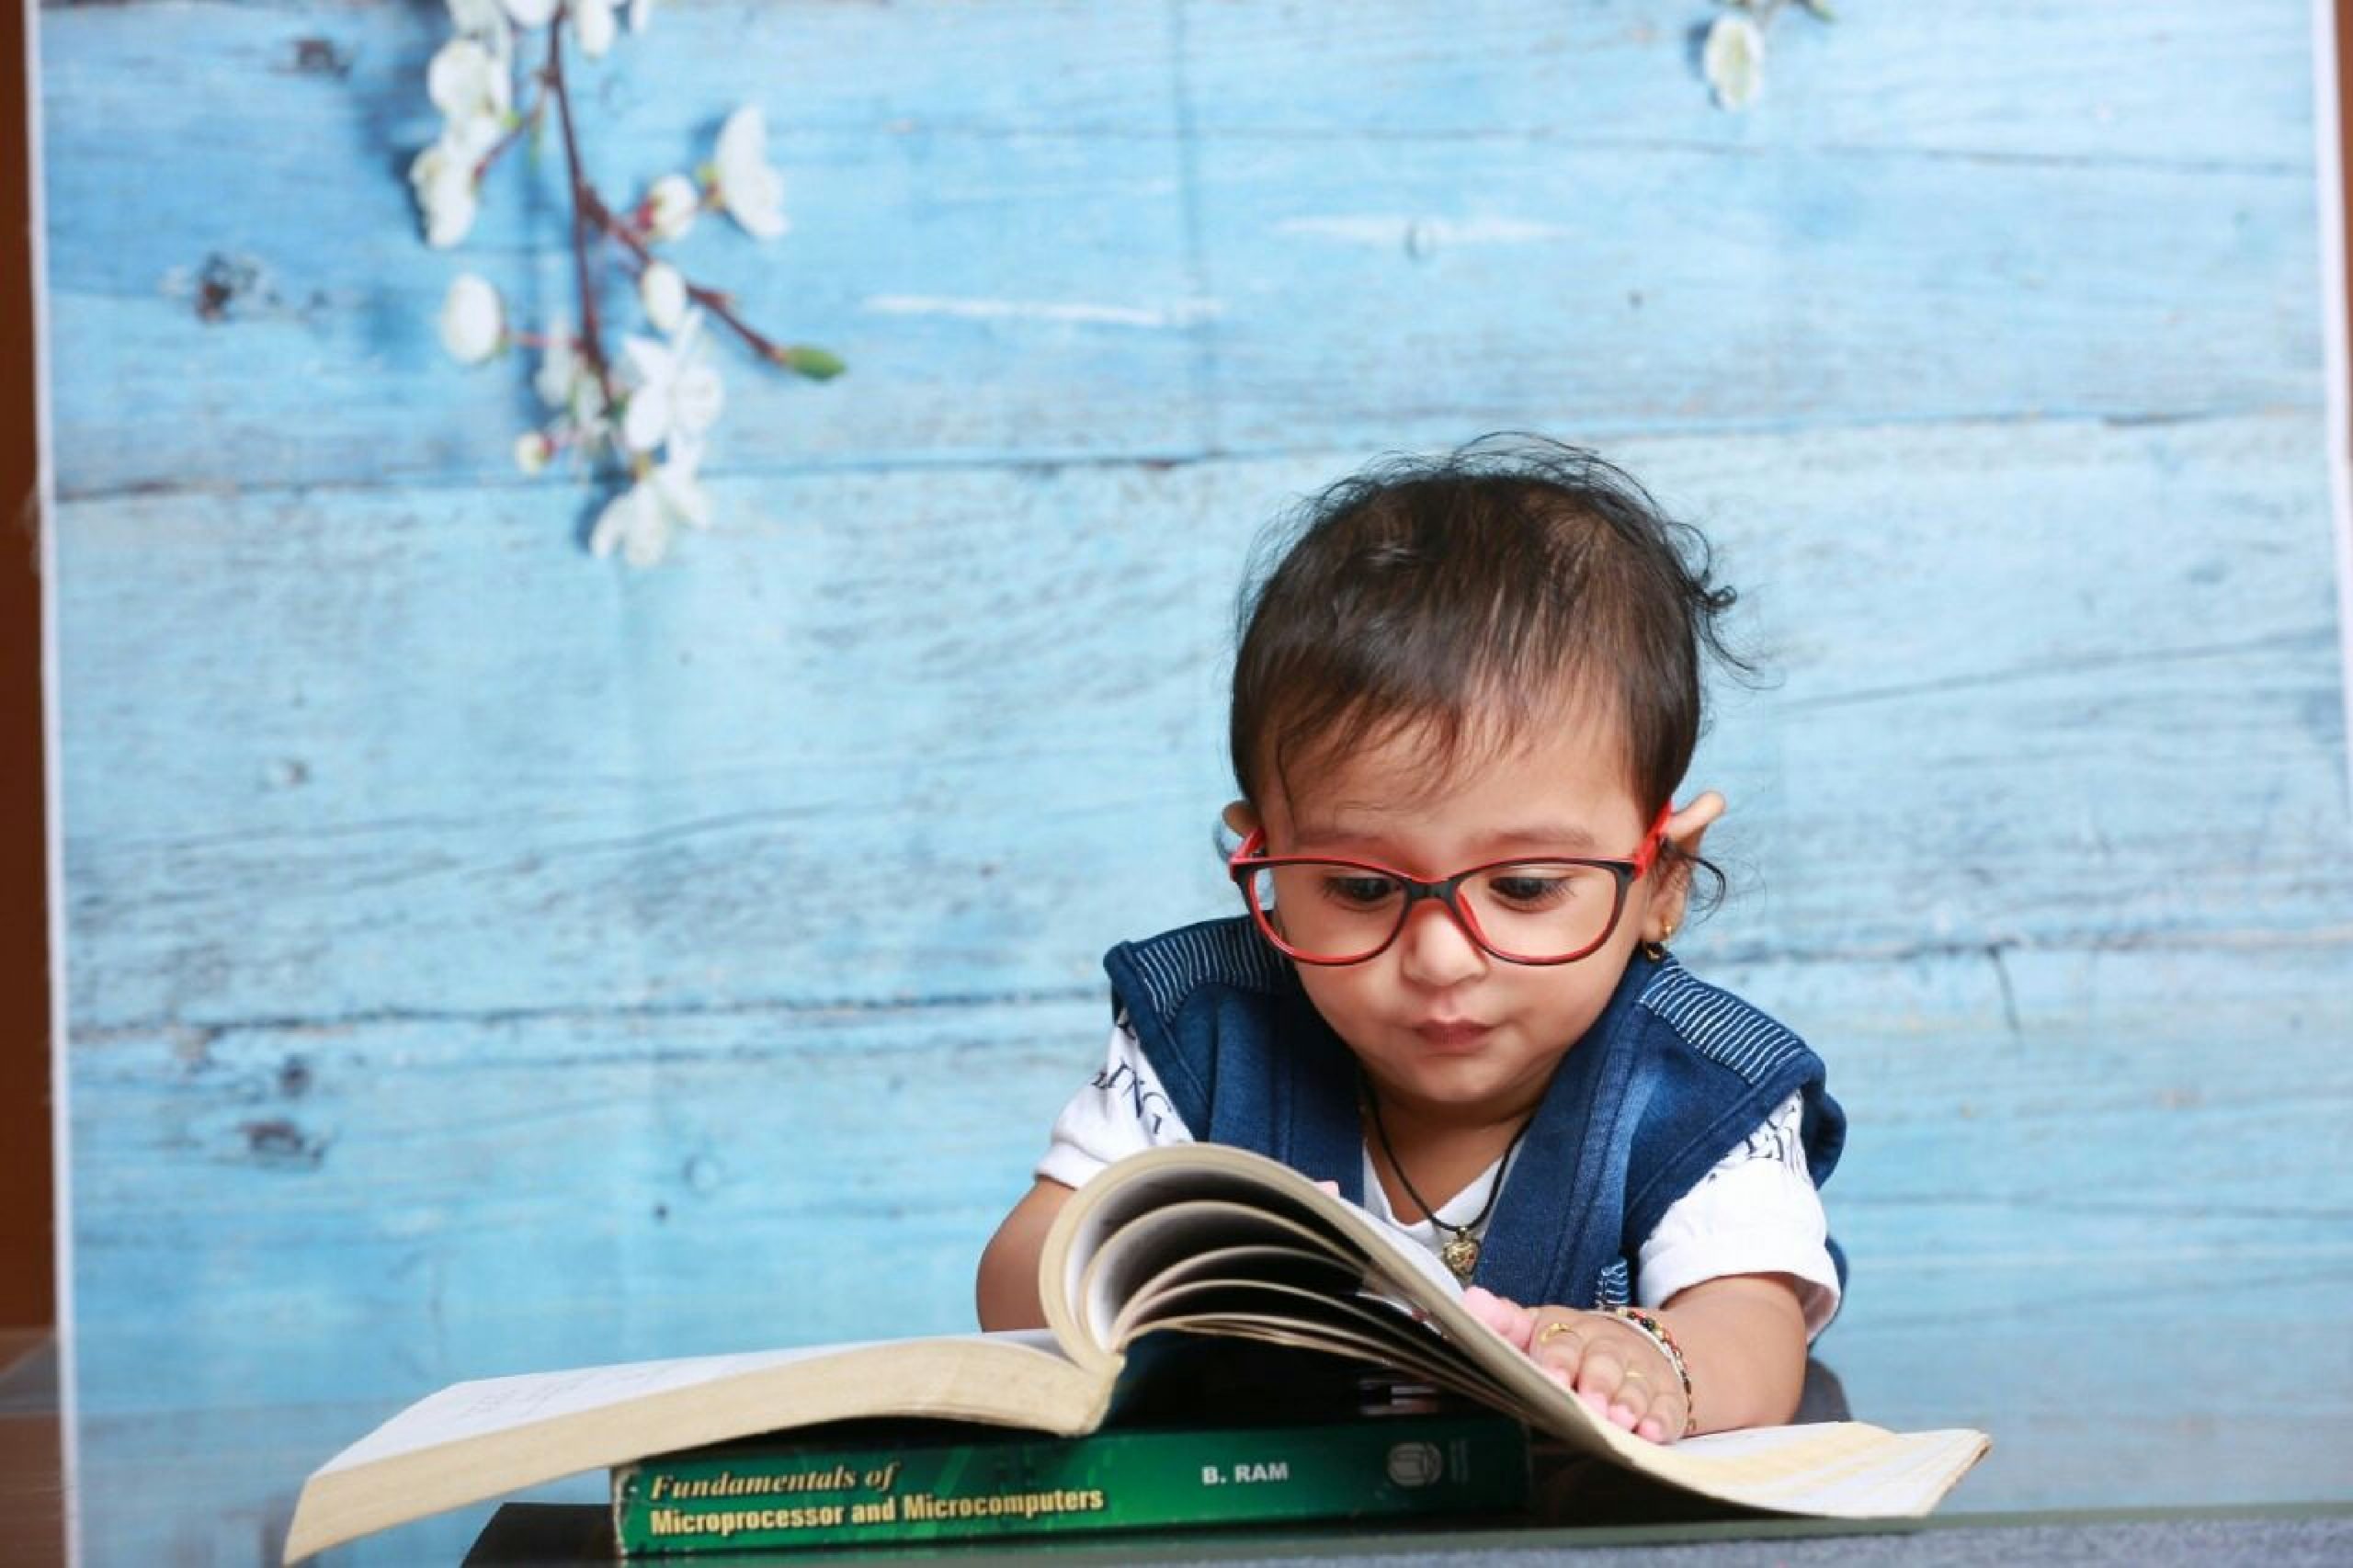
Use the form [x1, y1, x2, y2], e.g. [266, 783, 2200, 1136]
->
[1412, 1017, 1494, 1051]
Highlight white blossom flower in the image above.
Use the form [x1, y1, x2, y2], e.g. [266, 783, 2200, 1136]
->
[574, 0, 617, 59]
[652, 444, 710, 528]
[640, 174, 699, 244]
[639, 262, 688, 334]
[589, 450, 710, 567]
[620, 312, 723, 453]
[533, 325, 579, 409]
[710, 106, 789, 240]
[591, 483, 663, 566]
[1703, 15, 1765, 111]
[532, 324, 610, 432]
[514, 430, 553, 475]
[502, 0, 558, 26]
[630, 0, 655, 32]
[446, 0, 514, 55]
[409, 120, 496, 248]
[438, 273, 506, 363]
[427, 37, 510, 128]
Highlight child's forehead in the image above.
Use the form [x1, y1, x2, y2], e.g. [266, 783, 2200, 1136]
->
[1274, 691, 1641, 824]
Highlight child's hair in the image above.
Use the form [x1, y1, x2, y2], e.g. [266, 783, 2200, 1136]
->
[1230, 435, 1747, 889]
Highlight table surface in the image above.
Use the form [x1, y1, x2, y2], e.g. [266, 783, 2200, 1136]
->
[11, 1327, 2353, 1567]
[457, 1500, 2353, 1568]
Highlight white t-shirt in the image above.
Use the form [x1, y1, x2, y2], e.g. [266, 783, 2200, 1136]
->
[1037, 1022, 1840, 1338]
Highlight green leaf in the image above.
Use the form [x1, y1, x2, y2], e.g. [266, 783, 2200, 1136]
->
[1801, 0, 1837, 18]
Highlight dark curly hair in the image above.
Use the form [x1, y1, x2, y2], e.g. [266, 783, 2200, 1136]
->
[1230, 436, 1748, 893]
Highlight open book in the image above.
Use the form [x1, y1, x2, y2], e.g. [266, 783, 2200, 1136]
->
[283, 1143, 1988, 1561]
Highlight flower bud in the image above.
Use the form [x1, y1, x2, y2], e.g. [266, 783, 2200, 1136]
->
[514, 431, 553, 475]
[438, 274, 506, 364]
[574, 0, 616, 58]
[1702, 15, 1764, 111]
[409, 136, 484, 249]
[771, 345, 845, 380]
[639, 262, 688, 335]
[427, 37, 509, 126]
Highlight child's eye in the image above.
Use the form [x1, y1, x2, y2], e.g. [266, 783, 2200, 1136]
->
[1319, 874, 1404, 909]
[1484, 871, 1579, 907]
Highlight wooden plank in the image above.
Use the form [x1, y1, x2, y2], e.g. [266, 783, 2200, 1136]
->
[39, 0, 2315, 163]
[1191, 138, 2320, 453]
[37, 4, 2324, 495]
[63, 937, 2351, 1382]
[53, 414, 2348, 1028]
[1176, 1, 2313, 166]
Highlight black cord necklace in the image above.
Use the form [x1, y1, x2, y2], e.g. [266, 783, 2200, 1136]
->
[1360, 1079, 1538, 1284]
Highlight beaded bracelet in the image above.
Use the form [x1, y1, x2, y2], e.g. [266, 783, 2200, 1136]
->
[1600, 1305, 1697, 1437]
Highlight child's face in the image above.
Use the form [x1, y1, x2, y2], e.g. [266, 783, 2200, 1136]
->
[1238, 702, 1699, 1126]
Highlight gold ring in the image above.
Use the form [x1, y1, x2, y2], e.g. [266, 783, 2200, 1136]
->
[1534, 1320, 1583, 1350]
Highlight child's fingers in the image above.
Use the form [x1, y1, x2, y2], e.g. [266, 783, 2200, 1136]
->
[1520, 1311, 1687, 1444]
[1462, 1287, 1534, 1348]
[1526, 1309, 1590, 1386]
[1570, 1332, 1687, 1445]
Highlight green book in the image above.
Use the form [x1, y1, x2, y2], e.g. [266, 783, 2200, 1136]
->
[612, 1412, 1530, 1554]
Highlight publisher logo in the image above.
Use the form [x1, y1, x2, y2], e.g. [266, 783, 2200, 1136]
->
[1385, 1442, 1443, 1488]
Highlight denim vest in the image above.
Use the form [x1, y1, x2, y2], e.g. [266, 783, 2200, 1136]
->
[1103, 915, 1847, 1314]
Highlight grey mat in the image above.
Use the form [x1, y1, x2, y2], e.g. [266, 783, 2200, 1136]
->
[1188, 1514, 2353, 1566]
[464, 1503, 2353, 1566]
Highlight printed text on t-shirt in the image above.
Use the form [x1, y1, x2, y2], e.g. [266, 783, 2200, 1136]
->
[1090, 1061, 1170, 1137]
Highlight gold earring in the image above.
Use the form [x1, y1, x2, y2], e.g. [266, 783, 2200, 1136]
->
[1643, 921, 1677, 962]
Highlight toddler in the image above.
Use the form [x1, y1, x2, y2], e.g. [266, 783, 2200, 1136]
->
[977, 439, 1844, 1445]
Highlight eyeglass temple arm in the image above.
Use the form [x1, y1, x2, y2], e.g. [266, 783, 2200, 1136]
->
[1632, 801, 1677, 877]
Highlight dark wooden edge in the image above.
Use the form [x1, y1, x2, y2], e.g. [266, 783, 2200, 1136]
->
[3, 0, 57, 1338]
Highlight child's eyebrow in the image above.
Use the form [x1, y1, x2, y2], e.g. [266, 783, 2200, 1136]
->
[1466, 824, 1605, 855]
[1294, 823, 1607, 857]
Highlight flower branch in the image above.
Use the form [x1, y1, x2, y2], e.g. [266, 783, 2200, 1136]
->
[580, 187, 844, 380]
[411, 0, 844, 566]
[540, 15, 616, 406]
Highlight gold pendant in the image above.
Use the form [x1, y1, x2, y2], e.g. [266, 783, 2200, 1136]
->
[1439, 1233, 1480, 1282]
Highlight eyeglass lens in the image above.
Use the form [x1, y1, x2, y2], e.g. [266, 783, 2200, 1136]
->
[1242, 861, 1624, 963]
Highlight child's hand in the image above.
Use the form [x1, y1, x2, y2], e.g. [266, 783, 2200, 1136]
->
[1460, 1286, 1688, 1445]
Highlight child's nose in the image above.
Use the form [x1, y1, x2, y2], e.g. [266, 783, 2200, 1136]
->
[1395, 896, 1488, 985]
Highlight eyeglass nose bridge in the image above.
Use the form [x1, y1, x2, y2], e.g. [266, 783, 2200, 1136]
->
[1379, 870, 1496, 959]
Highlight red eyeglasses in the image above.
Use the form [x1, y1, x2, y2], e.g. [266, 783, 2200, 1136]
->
[1227, 804, 1673, 966]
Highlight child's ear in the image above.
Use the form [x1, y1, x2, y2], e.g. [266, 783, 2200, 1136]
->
[1664, 790, 1725, 862]
[1648, 790, 1725, 941]
[1222, 800, 1261, 838]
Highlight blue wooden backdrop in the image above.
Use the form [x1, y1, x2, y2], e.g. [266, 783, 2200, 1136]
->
[40, 2, 2353, 1562]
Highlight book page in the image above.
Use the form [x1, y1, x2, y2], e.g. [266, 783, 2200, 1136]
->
[1638, 1423, 1993, 1517]
[1042, 1143, 1464, 1360]
[318, 1333, 1059, 1475]
[1106, 1242, 1358, 1342]
[1079, 1200, 1350, 1341]
[1045, 1146, 1988, 1519]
